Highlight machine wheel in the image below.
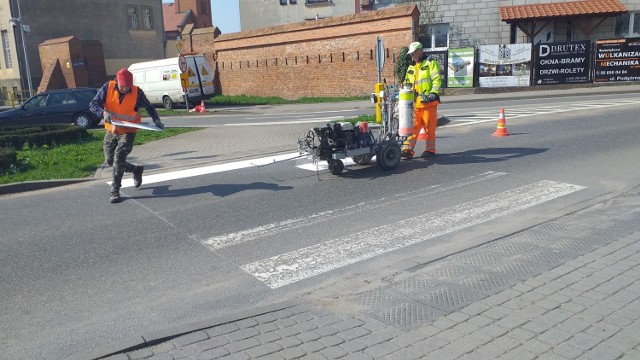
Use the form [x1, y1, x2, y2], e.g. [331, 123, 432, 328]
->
[376, 141, 401, 170]
[163, 96, 174, 109]
[74, 112, 92, 128]
[328, 159, 344, 175]
[352, 154, 373, 165]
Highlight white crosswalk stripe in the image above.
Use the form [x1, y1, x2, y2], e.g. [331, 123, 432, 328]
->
[200, 171, 507, 250]
[240, 180, 586, 288]
[443, 99, 640, 125]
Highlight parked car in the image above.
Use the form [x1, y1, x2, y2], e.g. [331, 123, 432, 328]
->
[0, 88, 100, 128]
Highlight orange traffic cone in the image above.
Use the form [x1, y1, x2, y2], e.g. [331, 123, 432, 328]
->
[492, 108, 510, 137]
[198, 100, 207, 113]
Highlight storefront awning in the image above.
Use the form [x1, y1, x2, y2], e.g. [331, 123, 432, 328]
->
[499, 0, 627, 40]
[500, 0, 627, 22]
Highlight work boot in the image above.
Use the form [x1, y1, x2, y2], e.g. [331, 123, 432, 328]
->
[109, 190, 121, 203]
[401, 149, 413, 159]
[420, 151, 436, 158]
[133, 166, 144, 188]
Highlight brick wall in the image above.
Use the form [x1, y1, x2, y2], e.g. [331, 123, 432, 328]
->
[186, 5, 419, 99]
[81, 41, 108, 88]
[38, 36, 80, 92]
[37, 36, 108, 92]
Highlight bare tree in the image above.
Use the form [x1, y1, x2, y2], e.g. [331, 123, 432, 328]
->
[395, 0, 442, 45]
[393, 0, 442, 83]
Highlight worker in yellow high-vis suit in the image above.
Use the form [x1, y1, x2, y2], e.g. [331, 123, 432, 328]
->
[401, 41, 442, 158]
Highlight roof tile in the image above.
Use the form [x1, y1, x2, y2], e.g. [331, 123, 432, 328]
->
[500, 0, 627, 21]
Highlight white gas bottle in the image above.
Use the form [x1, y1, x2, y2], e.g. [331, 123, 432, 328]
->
[398, 86, 414, 137]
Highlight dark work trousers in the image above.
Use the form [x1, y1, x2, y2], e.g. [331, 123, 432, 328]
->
[103, 132, 137, 191]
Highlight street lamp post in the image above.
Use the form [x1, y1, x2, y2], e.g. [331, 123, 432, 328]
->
[9, 0, 33, 98]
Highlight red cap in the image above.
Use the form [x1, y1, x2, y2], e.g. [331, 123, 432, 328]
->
[116, 68, 133, 87]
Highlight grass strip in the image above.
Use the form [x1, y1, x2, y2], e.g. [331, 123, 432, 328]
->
[0, 128, 200, 184]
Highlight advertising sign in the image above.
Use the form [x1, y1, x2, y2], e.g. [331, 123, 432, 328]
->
[447, 47, 475, 88]
[478, 44, 532, 87]
[533, 40, 591, 85]
[594, 38, 640, 82]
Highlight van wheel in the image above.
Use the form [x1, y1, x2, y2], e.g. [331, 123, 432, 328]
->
[163, 96, 174, 109]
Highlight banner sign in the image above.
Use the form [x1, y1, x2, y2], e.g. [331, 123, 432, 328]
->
[533, 40, 591, 85]
[447, 47, 475, 88]
[594, 38, 640, 82]
[478, 44, 532, 87]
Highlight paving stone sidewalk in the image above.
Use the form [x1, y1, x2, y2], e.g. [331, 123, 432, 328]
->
[97, 191, 640, 360]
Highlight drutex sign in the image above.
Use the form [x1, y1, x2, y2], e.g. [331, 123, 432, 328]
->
[594, 38, 640, 82]
[533, 41, 590, 85]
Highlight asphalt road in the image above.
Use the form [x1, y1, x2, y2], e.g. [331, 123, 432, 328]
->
[2, 93, 640, 359]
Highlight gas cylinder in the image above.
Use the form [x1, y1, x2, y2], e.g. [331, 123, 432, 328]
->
[398, 87, 414, 137]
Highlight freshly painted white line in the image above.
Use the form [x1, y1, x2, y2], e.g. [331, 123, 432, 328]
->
[224, 117, 345, 126]
[241, 180, 586, 288]
[113, 152, 301, 188]
[296, 157, 360, 171]
[201, 171, 507, 250]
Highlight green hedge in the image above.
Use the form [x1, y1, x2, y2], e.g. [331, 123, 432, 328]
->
[0, 124, 88, 150]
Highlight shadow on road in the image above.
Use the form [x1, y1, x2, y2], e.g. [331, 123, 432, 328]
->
[128, 181, 293, 200]
[433, 147, 548, 165]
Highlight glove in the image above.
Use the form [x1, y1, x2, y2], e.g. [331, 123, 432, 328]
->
[154, 119, 165, 130]
[427, 93, 439, 102]
[419, 94, 428, 103]
[103, 111, 112, 124]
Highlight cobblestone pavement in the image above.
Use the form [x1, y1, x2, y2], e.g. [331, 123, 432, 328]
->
[94, 190, 640, 360]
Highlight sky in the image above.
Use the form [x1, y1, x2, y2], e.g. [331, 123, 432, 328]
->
[162, 0, 241, 34]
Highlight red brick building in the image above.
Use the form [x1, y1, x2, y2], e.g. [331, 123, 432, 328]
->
[183, 5, 419, 99]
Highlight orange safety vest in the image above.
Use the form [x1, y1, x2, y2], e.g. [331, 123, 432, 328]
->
[103, 80, 142, 134]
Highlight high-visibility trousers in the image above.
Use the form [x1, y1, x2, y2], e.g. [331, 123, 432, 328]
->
[402, 100, 439, 155]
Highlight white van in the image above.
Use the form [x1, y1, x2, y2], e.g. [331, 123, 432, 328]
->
[128, 54, 215, 109]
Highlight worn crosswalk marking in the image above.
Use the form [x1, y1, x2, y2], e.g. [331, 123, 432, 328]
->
[201, 171, 506, 250]
[240, 180, 586, 288]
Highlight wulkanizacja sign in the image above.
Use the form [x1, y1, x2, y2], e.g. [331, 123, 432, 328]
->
[533, 40, 591, 85]
[594, 37, 640, 82]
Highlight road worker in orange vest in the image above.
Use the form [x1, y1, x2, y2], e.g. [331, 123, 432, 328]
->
[90, 68, 164, 203]
[401, 41, 442, 159]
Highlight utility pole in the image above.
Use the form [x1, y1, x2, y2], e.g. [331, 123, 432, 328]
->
[9, 0, 33, 97]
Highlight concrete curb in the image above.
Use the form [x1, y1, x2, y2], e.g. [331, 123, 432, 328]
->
[66, 298, 306, 360]
[0, 178, 94, 196]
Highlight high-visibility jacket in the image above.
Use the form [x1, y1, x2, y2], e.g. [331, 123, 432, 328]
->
[404, 57, 441, 108]
[103, 80, 142, 134]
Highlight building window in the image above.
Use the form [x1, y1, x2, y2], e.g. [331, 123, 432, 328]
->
[306, 0, 330, 4]
[424, 23, 449, 50]
[615, 12, 640, 37]
[142, 7, 153, 29]
[2, 30, 11, 69]
[128, 6, 139, 29]
[290, 0, 297, 3]
[280, 0, 287, 4]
